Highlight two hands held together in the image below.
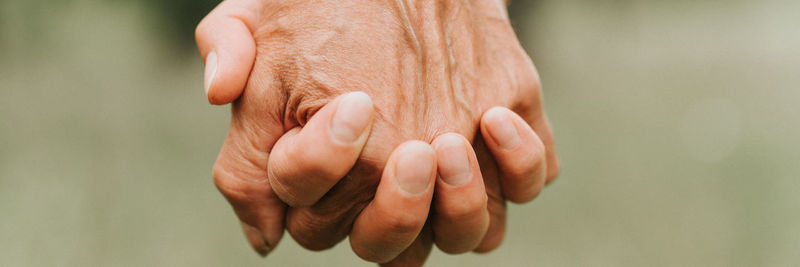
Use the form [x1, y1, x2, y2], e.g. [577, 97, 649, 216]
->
[195, 0, 559, 266]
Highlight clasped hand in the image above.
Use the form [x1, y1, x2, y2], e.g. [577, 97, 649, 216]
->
[195, 0, 559, 265]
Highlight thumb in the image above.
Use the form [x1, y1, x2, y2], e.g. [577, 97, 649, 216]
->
[195, 0, 262, 105]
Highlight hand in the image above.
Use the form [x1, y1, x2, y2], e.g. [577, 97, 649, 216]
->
[196, 0, 559, 264]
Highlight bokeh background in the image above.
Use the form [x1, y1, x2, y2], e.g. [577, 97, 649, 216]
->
[2, 0, 799, 266]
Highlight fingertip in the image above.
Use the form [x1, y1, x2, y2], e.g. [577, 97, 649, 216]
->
[330, 92, 374, 144]
[481, 107, 548, 204]
[204, 50, 218, 96]
[350, 141, 436, 263]
[240, 221, 272, 257]
[393, 141, 436, 196]
[205, 46, 256, 105]
[481, 107, 522, 151]
[432, 133, 472, 187]
[431, 133, 490, 254]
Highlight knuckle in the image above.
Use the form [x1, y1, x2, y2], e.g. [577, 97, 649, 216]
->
[502, 153, 546, 203]
[474, 233, 504, 253]
[518, 55, 542, 91]
[379, 209, 425, 236]
[546, 159, 561, 184]
[508, 62, 543, 112]
[351, 244, 394, 264]
[351, 245, 381, 263]
[504, 173, 545, 204]
[527, 182, 545, 201]
[286, 212, 343, 251]
[474, 200, 506, 252]
[213, 163, 253, 204]
[505, 148, 545, 181]
[439, 194, 488, 221]
[212, 148, 274, 204]
[518, 80, 542, 103]
[265, 166, 301, 205]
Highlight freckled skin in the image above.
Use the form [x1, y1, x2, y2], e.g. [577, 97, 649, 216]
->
[236, 0, 548, 254]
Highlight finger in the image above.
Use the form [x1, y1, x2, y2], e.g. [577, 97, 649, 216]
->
[213, 108, 286, 257]
[471, 136, 508, 253]
[212, 70, 287, 257]
[430, 133, 490, 254]
[514, 96, 560, 184]
[530, 111, 560, 184]
[350, 141, 437, 263]
[267, 92, 374, 207]
[195, 0, 262, 105]
[380, 225, 434, 267]
[481, 107, 547, 204]
[515, 56, 560, 183]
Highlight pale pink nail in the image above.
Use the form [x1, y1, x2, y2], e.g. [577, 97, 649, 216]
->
[395, 142, 435, 195]
[204, 51, 218, 95]
[485, 108, 522, 150]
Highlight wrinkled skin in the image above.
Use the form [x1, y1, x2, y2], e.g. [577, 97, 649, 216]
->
[200, 0, 559, 265]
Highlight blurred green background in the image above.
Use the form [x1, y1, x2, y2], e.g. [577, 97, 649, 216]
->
[2, 0, 799, 266]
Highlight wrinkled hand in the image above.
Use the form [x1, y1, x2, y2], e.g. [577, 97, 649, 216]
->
[196, 0, 559, 265]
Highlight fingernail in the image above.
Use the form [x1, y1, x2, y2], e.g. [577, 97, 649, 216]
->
[330, 92, 373, 144]
[484, 108, 521, 150]
[395, 142, 435, 195]
[240, 222, 271, 257]
[204, 51, 218, 95]
[435, 134, 471, 186]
